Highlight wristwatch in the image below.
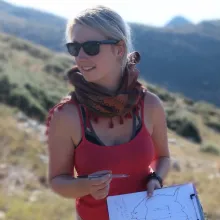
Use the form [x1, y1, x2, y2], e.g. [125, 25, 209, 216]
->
[146, 172, 163, 188]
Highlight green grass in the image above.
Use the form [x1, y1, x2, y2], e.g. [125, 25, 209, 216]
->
[0, 32, 73, 122]
[200, 142, 220, 155]
[0, 104, 46, 179]
[1, 190, 75, 220]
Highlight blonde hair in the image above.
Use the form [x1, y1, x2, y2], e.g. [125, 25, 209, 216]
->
[65, 5, 133, 70]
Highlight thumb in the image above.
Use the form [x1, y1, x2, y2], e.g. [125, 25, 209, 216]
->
[89, 173, 111, 186]
[147, 182, 154, 197]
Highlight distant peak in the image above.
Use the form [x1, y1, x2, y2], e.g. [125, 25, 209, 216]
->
[165, 16, 193, 28]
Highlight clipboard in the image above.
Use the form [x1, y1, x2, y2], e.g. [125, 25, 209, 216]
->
[107, 182, 205, 220]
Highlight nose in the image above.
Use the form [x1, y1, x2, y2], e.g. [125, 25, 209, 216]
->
[76, 47, 89, 60]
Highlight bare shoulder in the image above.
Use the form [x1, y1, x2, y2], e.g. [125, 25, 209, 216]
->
[48, 103, 77, 127]
[143, 90, 165, 119]
[144, 90, 163, 108]
[47, 102, 82, 146]
[54, 102, 79, 121]
[141, 91, 164, 135]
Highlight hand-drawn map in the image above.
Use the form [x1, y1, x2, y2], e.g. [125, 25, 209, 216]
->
[107, 183, 203, 220]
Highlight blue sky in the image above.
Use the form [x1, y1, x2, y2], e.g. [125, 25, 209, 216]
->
[5, 0, 220, 26]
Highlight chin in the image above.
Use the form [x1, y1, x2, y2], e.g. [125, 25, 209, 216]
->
[81, 71, 104, 83]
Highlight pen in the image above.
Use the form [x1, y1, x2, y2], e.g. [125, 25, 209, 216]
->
[77, 174, 129, 179]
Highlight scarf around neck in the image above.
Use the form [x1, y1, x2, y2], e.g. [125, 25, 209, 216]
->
[66, 51, 146, 127]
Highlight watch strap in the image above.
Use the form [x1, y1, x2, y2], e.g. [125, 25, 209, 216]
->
[146, 172, 163, 187]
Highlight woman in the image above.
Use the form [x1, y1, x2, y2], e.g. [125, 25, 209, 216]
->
[46, 5, 170, 220]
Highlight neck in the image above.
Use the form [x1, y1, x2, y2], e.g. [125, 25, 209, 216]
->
[95, 68, 122, 92]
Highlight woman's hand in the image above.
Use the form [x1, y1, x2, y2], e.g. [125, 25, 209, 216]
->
[146, 179, 161, 197]
[80, 170, 112, 200]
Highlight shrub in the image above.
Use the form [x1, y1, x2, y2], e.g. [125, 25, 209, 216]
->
[166, 109, 202, 143]
[10, 40, 52, 60]
[147, 84, 176, 103]
[203, 116, 220, 133]
[192, 101, 220, 117]
[200, 142, 220, 155]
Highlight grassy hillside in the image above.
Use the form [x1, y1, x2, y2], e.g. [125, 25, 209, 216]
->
[0, 32, 72, 121]
[1, 0, 220, 107]
[1, 32, 220, 219]
[0, 104, 76, 220]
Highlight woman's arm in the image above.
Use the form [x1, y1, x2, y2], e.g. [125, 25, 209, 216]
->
[47, 104, 89, 198]
[144, 92, 171, 182]
[143, 92, 171, 197]
[151, 94, 171, 180]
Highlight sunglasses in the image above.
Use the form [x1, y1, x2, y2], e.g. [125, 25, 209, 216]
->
[66, 39, 119, 57]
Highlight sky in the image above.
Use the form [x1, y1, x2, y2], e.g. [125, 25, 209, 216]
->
[5, 0, 220, 27]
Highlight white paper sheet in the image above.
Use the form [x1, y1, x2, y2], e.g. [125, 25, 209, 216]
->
[107, 183, 202, 220]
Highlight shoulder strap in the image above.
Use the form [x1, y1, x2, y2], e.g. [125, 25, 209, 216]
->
[130, 109, 137, 140]
[78, 105, 88, 136]
[140, 91, 146, 121]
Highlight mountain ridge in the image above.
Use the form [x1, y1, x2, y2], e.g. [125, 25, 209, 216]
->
[165, 15, 193, 28]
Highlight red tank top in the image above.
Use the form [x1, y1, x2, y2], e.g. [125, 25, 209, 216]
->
[73, 98, 157, 220]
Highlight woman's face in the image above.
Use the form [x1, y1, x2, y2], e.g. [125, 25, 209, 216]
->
[71, 23, 123, 83]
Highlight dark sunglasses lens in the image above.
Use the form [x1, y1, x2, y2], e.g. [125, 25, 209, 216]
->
[67, 43, 80, 56]
[83, 42, 99, 56]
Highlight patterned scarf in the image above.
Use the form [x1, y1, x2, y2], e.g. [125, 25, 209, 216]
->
[67, 51, 146, 127]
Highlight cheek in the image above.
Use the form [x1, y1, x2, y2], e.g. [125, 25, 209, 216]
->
[97, 46, 116, 66]
[92, 55, 106, 68]
[97, 53, 116, 68]
[96, 58, 113, 74]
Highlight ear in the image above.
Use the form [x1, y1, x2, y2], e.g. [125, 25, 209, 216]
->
[116, 40, 125, 58]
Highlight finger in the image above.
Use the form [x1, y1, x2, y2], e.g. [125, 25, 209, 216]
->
[92, 190, 107, 200]
[90, 176, 111, 190]
[90, 170, 112, 176]
[97, 183, 109, 192]
[90, 173, 112, 186]
[91, 181, 110, 192]
[93, 193, 107, 200]
[147, 182, 155, 197]
[155, 181, 162, 189]
[93, 188, 109, 200]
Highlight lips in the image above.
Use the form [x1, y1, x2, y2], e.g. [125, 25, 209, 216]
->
[80, 66, 96, 72]
[82, 67, 95, 71]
